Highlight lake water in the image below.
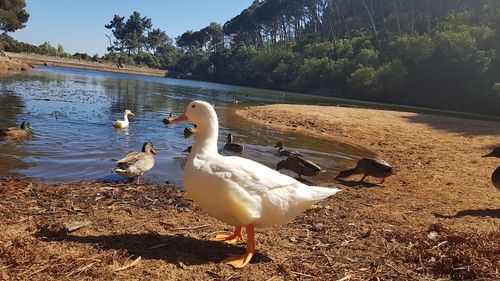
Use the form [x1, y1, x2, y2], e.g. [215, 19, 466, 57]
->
[0, 66, 374, 186]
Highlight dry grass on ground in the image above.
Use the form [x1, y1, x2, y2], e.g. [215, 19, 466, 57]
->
[0, 177, 498, 280]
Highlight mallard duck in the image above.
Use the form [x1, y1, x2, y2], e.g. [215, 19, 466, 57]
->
[224, 133, 244, 153]
[0, 121, 32, 139]
[112, 142, 156, 184]
[184, 124, 198, 137]
[482, 147, 500, 190]
[163, 112, 173, 125]
[275, 141, 301, 157]
[113, 109, 135, 128]
[277, 155, 323, 179]
[170, 101, 340, 268]
[336, 157, 394, 184]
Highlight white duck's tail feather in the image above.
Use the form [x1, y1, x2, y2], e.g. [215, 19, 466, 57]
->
[300, 185, 341, 202]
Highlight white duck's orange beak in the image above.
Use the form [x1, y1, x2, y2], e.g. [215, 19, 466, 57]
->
[170, 112, 188, 124]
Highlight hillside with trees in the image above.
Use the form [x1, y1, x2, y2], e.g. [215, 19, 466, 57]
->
[2, 0, 500, 115]
[175, 0, 500, 116]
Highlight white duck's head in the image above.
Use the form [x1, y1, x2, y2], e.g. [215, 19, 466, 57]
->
[172, 101, 217, 129]
[124, 109, 135, 116]
[172, 101, 219, 154]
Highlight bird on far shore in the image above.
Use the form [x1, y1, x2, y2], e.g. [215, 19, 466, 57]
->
[169, 100, 340, 268]
[224, 133, 244, 153]
[277, 155, 323, 179]
[335, 157, 394, 184]
[113, 109, 135, 128]
[482, 147, 500, 191]
[113, 142, 156, 184]
[163, 112, 173, 125]
[0, 121, 32, 139]
[275, 141, 302, 157]
[184, 124, 198, 138]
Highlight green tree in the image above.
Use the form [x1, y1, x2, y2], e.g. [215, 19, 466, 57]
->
[0, 0, 29, 34]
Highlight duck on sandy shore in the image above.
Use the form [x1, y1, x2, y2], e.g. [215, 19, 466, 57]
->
[336, 157, 394, 184]
[169, 100, 340, 268]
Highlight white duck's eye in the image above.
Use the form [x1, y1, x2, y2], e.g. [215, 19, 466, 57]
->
[191, 104, 196, 108]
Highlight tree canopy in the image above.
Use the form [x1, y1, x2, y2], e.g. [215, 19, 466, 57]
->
[0, 0, 29, 34]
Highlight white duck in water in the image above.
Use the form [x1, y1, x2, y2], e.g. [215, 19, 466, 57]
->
[171, 101, 340, 268]
[113, 109, 135, 128]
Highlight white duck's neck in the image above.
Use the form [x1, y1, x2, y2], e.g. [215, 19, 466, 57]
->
[123, 113, 129, 121]
[191, 116, 219, 158]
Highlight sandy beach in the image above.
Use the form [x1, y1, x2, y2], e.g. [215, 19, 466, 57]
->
[0, 53, 32, 75]
[1, 103, 499, 280]
[2, 52, 167, 77]
[238, 105, 500, 231]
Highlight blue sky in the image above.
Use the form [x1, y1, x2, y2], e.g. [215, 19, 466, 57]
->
[12, 0, 253, 55]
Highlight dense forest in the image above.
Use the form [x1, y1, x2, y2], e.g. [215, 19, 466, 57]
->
[2, 0, 500, 115]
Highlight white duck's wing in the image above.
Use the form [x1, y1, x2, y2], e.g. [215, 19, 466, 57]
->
[197, 155, 340, 227]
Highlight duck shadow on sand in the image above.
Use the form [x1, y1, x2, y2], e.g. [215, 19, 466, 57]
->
[33, 229, 272, 266]
[433, 209, 500, 219]
[335, 178, 380, 188]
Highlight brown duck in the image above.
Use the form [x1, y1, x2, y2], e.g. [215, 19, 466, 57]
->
[275, 141, 301, 157]
[224, 133, 244, 153]
[184, 124, 198, 137]
[482, 147, 500, 191]
[336, 157, 394, 184]
[0, 121, 32, 139]
[163, 112, 173, 125]
[277, 155, 323, 179]
[112, 142, 157, 184]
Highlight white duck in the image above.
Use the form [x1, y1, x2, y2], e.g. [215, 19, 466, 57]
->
[171, 101, 340, 268]
[113, 109, 135, 128]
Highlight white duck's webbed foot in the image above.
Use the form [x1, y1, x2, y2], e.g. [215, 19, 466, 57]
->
[223, 224, 255, 268]
[212, 226, 243, 245]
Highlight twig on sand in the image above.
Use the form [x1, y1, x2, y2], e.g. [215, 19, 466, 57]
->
[175, 224, 210, 231]
[65, 221, 91, 232]
[66, 262, 96, 277]
[148, 243, 169, 250]
[113, 256, 141, 272]
[290, 271, 315, 278]
[337, 274, 352, 281]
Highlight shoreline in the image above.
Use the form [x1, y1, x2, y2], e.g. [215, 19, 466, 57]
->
[237, 104, 500, 230]
[1, 105, 499, 279]
[3, 52, 167, 77]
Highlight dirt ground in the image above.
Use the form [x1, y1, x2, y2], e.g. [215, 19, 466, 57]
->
[1, 105, 499, 280]
[0, 54, 32, 75]
[4, 52, 167, 77]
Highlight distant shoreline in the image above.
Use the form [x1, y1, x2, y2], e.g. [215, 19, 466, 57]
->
[4, 52, 167, 77]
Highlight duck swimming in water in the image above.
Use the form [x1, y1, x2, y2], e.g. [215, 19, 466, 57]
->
[113, 109, 135, 128]
[0, 121, 32, 139]
[223, 133, 244, 153]
[163, 112, 173, 125]
[482, 147, 500, 191]
[113, 142, 157, 184]
[169, 100, 340, 268]
[277, 155, 323, 179]
[275, 141, 302, 157]
[336, 157, 394, 184]
[184, 124, 198, 138]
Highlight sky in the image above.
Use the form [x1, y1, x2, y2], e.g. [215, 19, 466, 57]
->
[12, 0, 253, 56]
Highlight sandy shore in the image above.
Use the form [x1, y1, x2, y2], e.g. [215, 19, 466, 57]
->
[4, 52, 167, 77]
[1, 105, 499, 280]
[238, 105, 500, 229]
[0, 53, 32, 75]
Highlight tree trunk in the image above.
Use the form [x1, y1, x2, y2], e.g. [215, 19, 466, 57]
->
[393, 0, 401, 35]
